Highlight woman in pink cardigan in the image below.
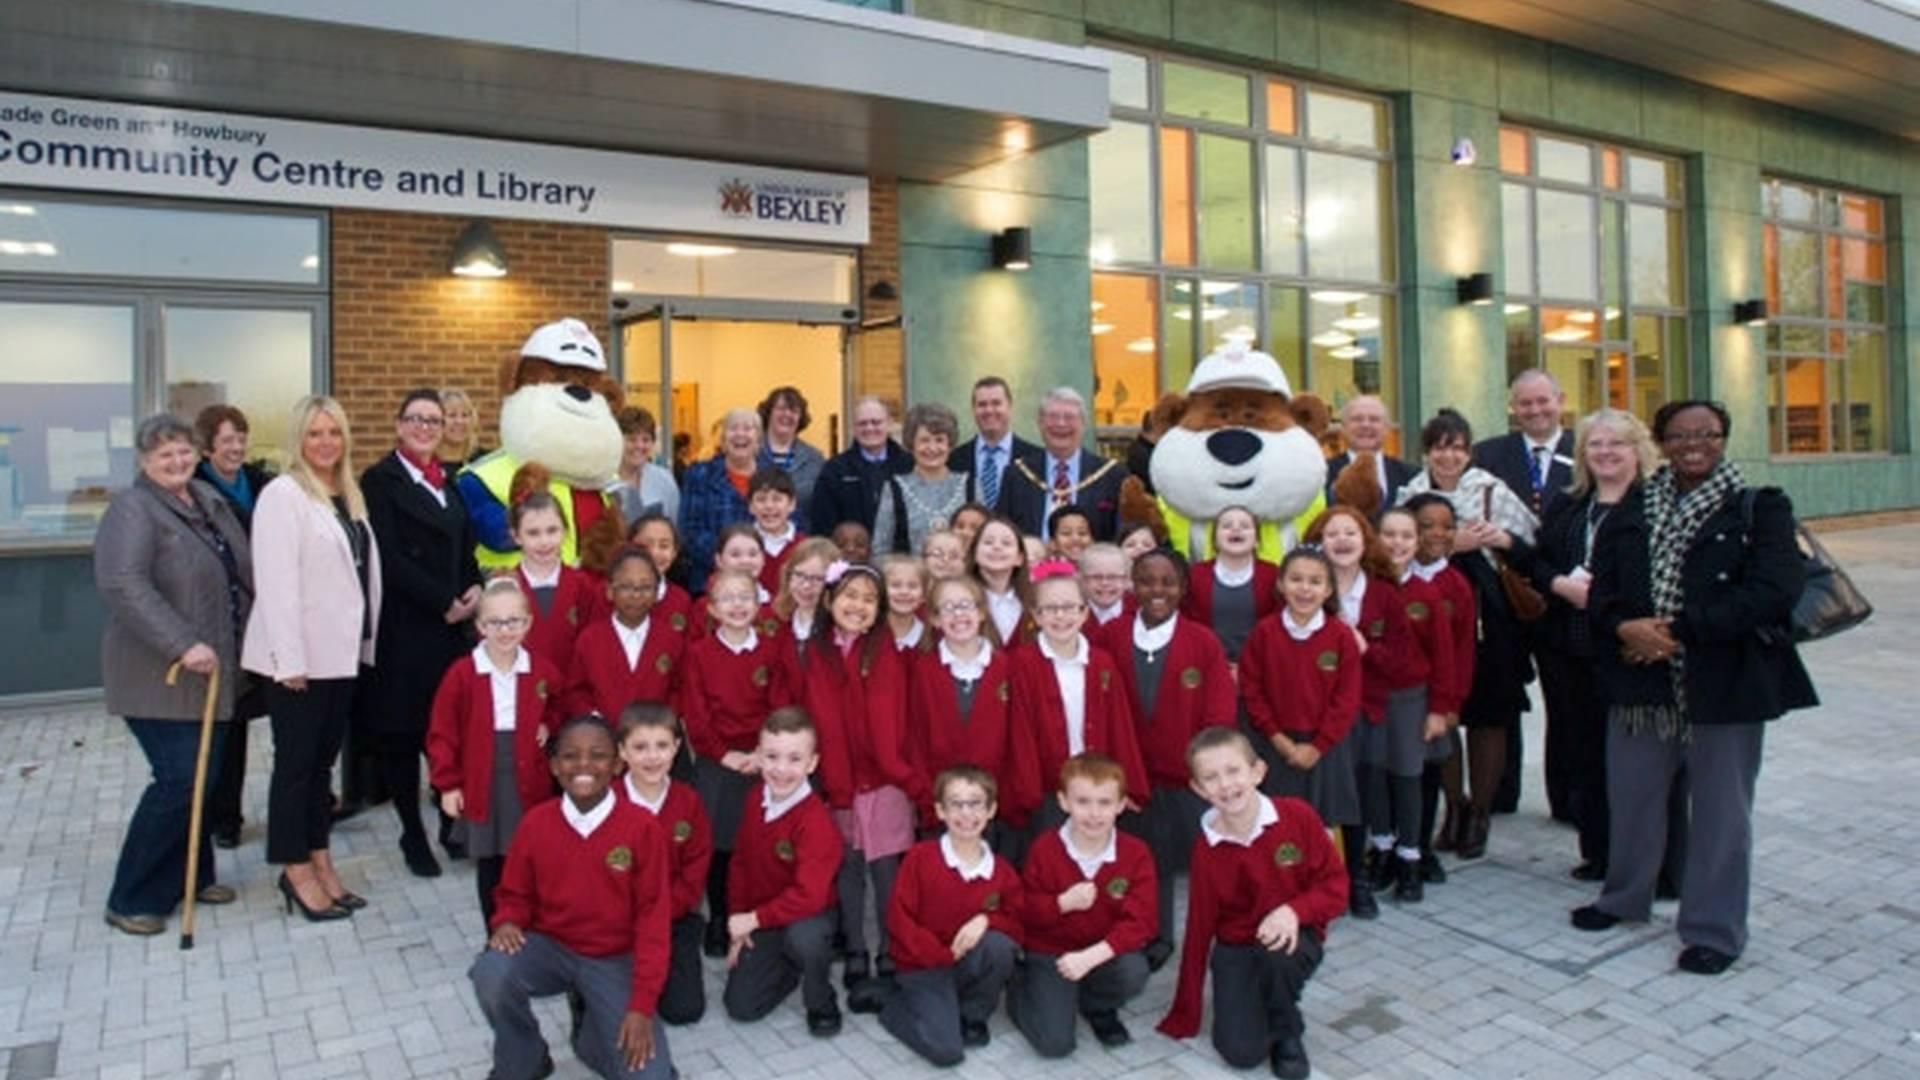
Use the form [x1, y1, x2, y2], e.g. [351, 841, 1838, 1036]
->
[242, 395, 383, 921]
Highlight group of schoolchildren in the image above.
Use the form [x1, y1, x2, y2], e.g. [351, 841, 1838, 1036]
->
[428, 470, 1482, 1080]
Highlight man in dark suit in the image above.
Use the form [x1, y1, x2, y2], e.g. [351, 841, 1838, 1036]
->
[809, 395, 911, 536]
[994, 386, 1125, 541]
[1472, 369, 1576, 819]
[948, 375, 1038, 509]
[1325, 394, 1416, 511]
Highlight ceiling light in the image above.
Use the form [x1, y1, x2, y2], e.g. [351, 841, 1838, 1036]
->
[1504, 303, 1530, 315]
[1311, 330, 1354, 348]
[1310, 289, 1369, 305]
[611, 280, 636, 293]
[1200, 305, 1228, 321]
[1125, 337, 1156, 353]
[1091, 321, 1115, 335]
[1223, 325, 1257, 342]
[1332, 315, 1379, 333]
[1090, 300, 1106, 313]
[1328, 345, 1368, 360]
[1, 204, 38, 215]
[1567, 310, 1597, 324]
[29, 241, 55, 256]
[1198, 282, 1243, 297]
[1543, 326, 1592, 342]
[666, 242, 738, 258]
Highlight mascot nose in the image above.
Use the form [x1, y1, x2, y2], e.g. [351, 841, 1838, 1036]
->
[1206, 429, 1262, 467]
[563, 384, 593, 403]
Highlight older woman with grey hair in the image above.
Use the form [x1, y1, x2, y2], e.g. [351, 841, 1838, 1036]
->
[95, 414, 254, 935]
[679, 406, 765, 594]
[872, 402, 970, 555]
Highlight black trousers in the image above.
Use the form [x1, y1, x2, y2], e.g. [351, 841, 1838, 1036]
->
[267, 678, 354, 864]
[878, 931, 1017, 1066]
[1010, 950, 1150, 1058]
[723, 913, 836, 1020]
[1538, 648, 1609, 861]
[207, 715, 253, 834]
[1209, 936, 1323, 1068]
[659, 914, 707, 1026]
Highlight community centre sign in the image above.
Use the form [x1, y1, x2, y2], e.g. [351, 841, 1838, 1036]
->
[0, 93, 869, 244]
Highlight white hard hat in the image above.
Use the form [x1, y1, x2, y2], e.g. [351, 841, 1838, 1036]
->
[1186, 342, 1291, 397]
[520, 318, 606, 372]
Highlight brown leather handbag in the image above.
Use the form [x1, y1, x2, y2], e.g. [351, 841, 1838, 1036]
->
[1484, 487, 1546, 623]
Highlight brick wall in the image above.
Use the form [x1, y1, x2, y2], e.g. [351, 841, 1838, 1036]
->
[330, 211, 609, 470]
[854, 179, 904, 413]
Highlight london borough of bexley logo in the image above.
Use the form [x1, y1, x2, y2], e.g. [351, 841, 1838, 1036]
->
[719, 178, 754, 217]
[718, 176, 851, 227]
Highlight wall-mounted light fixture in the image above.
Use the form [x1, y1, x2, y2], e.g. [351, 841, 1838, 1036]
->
[1455, 272, 1495, 306]
[867, 279, 898, 302]
[992, 226, 1032, 271]
[449, 220, 508, 278]
[1733, 299, 1768, 326]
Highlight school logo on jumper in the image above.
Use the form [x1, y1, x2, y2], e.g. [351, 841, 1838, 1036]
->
[1367, 618, 1386, 638]
[669, 612, 687, 632]
[1316, 650, 1339, 672]
[751, 665, 769, 688]
[535, 679, 548, 700]
[760, 617, 781, 637]
[775, 839, 796, 862]
[996, 680, 1010, 702]
[1106, 876, 1130, 898]
[606, 845, 634, 871]
[1099, 669, 1112, 691]
[655, 653, 673, 674]
[1273, 842, 1302, 867]
[673, 820, 693, 844]
[1181, 667, 1202, 689]
[1407, 601, 1430, 621]
[982, 891, 1001, 912]
[567, 605, 579, 626]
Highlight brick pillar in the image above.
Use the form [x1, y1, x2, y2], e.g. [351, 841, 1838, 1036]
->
[854, 179, 905, 415]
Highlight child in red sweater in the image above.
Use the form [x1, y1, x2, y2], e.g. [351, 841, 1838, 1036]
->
[910, 577, 1015, 843]
[721, 707, 845, 1037]
[749, 467, 804, 599]
[615, 704, 713, 1027]
[1157, 727, 1347, 1080]
[563, 547, 686, 723]
[470, 716, 674, 1080]
[512, 493, 601, 675]
[1377, 506, 1461, 902]
[681, 567, 788, 959]
[769, 537, 837, 644]
[1183, 505, 1280, 672]
[627, 514, 696, 637]
[1402, 494, 1477, 880]
[427, 579, 563, 926]
[1098, 547, 1233, 965]
[1013, 753, 1157, 1057]
[879, 554, 931, 653]
[876, 765, 1023, 1066]
[1239, 548, 1363, 825]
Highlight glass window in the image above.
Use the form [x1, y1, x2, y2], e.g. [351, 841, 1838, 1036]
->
[1262, 146, 1302, 275]
[1090, 273, 1158, 429]
[163, 306, 317, 466]
[1160, 128, 1194, 267]
[1163, 62, 1248, 126]
[1305, 153, 1388, 284]
[1501, 127, 1686, 424]
[1099, 48, 1150, 110]
[1265, 82, 1297, 136]
[1088, 121, 1154, 266]
[0, 299, 138, 545]
[609, 239, 854, 304]
[0, 198, 322, 284]
[1306, 90, 1384, 149]
[1196, 135, 1255, 270]
[1762, 177, 1890, 453]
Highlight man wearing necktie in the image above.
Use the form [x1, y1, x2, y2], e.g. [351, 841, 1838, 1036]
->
[1472, 369, 1577, 819]
[995, 386, 1123, 540]
[948, 376, 1037, 508]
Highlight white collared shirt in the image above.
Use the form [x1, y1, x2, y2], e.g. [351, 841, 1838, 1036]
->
[473, 644, 531, 731]
[1090, 597, 1125, 625]
[718, 627, 760, 656]
[1214, 558, 1255, 588]
[613, 615, 651, 671]
[521, 561, 561, 589]
[758, 523, 797, 559]
[1040, 633, 1090, 755]
[1337, 573, 1368, 628]
[940, 832, 996, 883]
[790, 611, 813, 640]
[894, 619, 926, 651]
[625, 774, 669, 815]
[562, 789, 617, 839]
[1058, 822, 1118, 879]
[1132, 613, 1177, 658]
[985, 586, 1024, 643]
[1410, 558, 1448, 583]
[763, 781, 809, 823]
[1284, 608, 1326, 642]
[1200, 795, 1280, 847]
[939, 638, 991, 681]
[655, 578, 669, 602]
[758, 583, 773, 605]
[395, 451, 448, 508]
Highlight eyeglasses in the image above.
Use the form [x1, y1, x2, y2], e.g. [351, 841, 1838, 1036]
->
[400, 414, 445, 428]
[479, 616, 529, 630]
[1037, 603, 1086, 617]
[610, 583, 655, 594]
[790, 571, 827, 587]
[936, 600, 979, 615]
[1661, 430, 1725, 445]
[941, 798, 989, 814]
[1084, 572, 1128, 584]
[710, 592, 756, 606]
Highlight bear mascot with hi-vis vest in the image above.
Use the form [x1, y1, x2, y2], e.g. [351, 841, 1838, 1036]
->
[1118, 342, 1330, 562]
[457, 318, 626, 574]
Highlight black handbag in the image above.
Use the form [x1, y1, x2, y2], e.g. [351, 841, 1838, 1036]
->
[1740, 488, 1872, 644]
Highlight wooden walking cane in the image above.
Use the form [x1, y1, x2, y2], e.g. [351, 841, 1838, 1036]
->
[166, 660, 221, 951]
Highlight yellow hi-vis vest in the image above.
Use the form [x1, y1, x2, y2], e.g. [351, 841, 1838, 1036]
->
[466, 450, 581, 571]
[1158, 490, 1326, 563]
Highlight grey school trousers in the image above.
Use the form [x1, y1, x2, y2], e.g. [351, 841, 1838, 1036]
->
[469, 932, 674, 1080]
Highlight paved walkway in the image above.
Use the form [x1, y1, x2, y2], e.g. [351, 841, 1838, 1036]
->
[3, 525, 1918, 1080]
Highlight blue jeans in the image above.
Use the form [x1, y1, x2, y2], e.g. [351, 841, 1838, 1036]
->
[107, 718, 227, 917]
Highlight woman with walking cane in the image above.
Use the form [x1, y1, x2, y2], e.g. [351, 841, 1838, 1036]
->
[96, 415, 253, 937]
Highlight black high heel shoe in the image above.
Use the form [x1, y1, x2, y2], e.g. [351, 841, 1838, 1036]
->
[278, 873, 351, 922]
[328, 889, 369, 911]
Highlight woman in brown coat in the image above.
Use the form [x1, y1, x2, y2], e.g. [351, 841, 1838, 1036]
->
[95, 415, 254, 935]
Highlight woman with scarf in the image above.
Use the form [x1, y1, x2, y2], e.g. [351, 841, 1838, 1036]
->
[1573, 400, 1816, 975]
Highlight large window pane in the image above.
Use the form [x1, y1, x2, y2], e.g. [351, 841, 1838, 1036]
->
[1535, 137, 1592, 185]
[1502, 183, 1533, 296]
[1262, 145, 1302, 275]
[1845, 332, 1886, 452]
[1773, 226, 1820, 317]
[1088, 121, 1154, 266]
[1099, 48, 1150, 110]
[163, 307, 316, 466]
[1780, 356, 1832, 452]
[1536, 190, 1597, 300]
[1499, 128, 1530, 175]
[1306, 90, 1385, 149]
[1090, 273, 1158, 429]
[1266, 286, 1303, 393]
[1160, 128, 1194, 267]
[0, 300, 138, 545]
[0, 200, 321, 284]
[1192, 280, 1259, 354]
[1305, 152, 1387, 283]
[1842, 237, 1886, 323]
[1265, 82, 1297, 136]
[1505, 304, 1538, 384]
[1196, 135, 1256, 270]
[1308, 292, 1393, 409]
[1163, 62, 1248, 125]
[1628, 155, 1679, 200]
[1162, 278, 1197, 390]
[1628, 204, 1681, 308]
[1543, 344, 1602, 422]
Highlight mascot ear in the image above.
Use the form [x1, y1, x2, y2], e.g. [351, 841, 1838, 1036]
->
[590, 373, 625, 411]
[509, 462, 551, 509]
[1289, 393, 1330, 439]
[577, 517, 625, 577]
[500, 356, 526, 399]
[1331, 452, 1384, 520]
[1118, 476, 1162, 538]
[1146, 393, 1187, 440]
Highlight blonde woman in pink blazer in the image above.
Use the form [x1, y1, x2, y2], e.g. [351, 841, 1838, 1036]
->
[242, 395, 383, 921]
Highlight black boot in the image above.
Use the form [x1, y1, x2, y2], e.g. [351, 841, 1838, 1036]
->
[1348, 874, 1379, 919]
[1393, 856, 1424, 903]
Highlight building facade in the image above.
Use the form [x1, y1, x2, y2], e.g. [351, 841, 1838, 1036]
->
[2, 0, 1916, 698]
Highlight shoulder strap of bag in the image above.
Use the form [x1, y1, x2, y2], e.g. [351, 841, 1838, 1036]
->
[888, 477, 910, 554]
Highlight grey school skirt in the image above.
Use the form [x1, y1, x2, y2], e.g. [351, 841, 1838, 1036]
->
[1359, 686, 1430, 778]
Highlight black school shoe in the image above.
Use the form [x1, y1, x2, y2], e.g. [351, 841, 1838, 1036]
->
[807, 999, 843, 1037]
[1677, 945, 1736, 975]
[1419, 852, 1448, 884]
[401, 834, 443, 878]
[1143, 938, 1174, 972]
[702, 919, 730, 959]
[487, 1052, 553, 1080]
[1367, 848, 1400, 892]
[842, 951, 870, 990]
[1270, 1034, 1310, 1080]
[1086, 1010, 1131, 1048]
[1569, 905, 1620, 932]
[960, 1019, 990, 1048]
[212, 823, 242, 849]
[1570, 860, 1607, 882]
[1393, 857, 1424, 903]
[1347, 877, 1379, 920]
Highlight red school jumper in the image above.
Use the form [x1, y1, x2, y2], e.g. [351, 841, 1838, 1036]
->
[728, 783, 844, 927]
[757, 531, 805, 598]
[1156, 796, 1348, 1038]
[681, 631, 788, 763]
[517, 564, 604, 674]
[562, 615, 686, 722]
[1094, 614, 1236, 790]
[491, 797, 673, 1016]
[1182, 559, 1280, 627]
[619, 777, 714, 921]
[1005, 640, 1150, 823]
[886, 838, 1025, 972]
[908, 645, 1015, 824]
[652, 583, 700, 639]
[1239, 614, 1362, 753]
[1432, 565, 1477, 716]
[425, 650, 565, 826]
[1399, 573, 1461, 716]
[1350, 575, 1427, 723]
[1018, 826, 1158, 958]
[780, 632, 900, 811]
